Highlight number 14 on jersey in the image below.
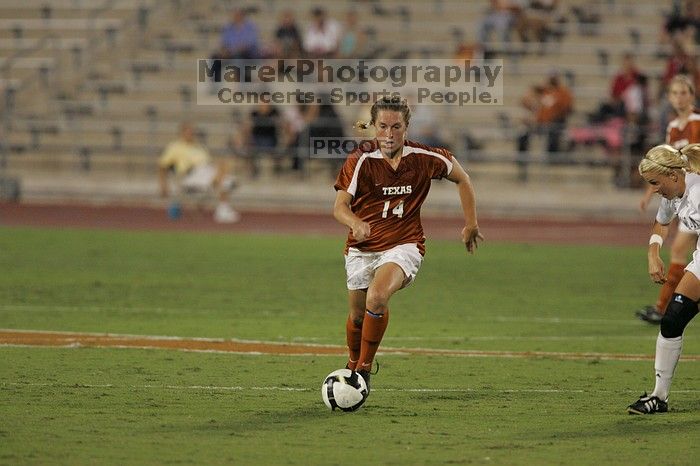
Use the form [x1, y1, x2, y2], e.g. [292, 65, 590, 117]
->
[381, 200, 404, 218]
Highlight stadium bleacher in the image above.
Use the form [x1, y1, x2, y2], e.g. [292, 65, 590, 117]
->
[0, 0, 678, 210]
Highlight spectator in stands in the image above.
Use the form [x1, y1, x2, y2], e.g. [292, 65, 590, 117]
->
[454, 41, 485, 61]
[273, 10, 303, 58]
[611, 53, 643, 105]
[303, 7, 342, 58]
[240, 100, 281, 178]
[477, 0, 516, 53]
[513, 0, 565, 54]
[516, 70, 573, 165]
[568, 63, 649, 186]
[158, 123, 239, 223]
[585, 52, 648, 127]
[217, 8, 260, 60]
[622, 74, 649, 124]
[662, 0, 700, 45]
[281, 104, 308, 174]
[338, 10, 366, 58]
[515, 84, 543, 180]
[662, 37, 699, 93]
[658, 36, 700, 140]
[306, 90, 345, 176]
[210, 9, 260, 82]
[537, 70, 573, 154]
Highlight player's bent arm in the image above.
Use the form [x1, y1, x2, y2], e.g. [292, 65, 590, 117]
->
[446, 159, 478, 227]
[446, 158, 483, 252]
[333, 190, 370, 241]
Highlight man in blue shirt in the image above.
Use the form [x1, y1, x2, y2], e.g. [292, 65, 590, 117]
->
[218, 8, 259, 59]
[209, 8, 260, 86]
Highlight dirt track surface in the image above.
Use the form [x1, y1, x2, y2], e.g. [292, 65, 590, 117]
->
[0, 202, 651, 246]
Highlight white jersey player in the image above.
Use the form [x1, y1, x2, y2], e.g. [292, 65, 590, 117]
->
[629, 143, 700, 414]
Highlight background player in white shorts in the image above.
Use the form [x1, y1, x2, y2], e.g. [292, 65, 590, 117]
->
[333, 95, 483, 396]
[629, 143, 700, 414]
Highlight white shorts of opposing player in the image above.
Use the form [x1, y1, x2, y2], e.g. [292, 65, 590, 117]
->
[344, 243, 423, 290]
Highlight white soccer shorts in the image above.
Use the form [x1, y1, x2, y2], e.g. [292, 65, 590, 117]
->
[678, 221, 697, 234]
[344, 243, 423, 290]
[685, 238, 700, 279]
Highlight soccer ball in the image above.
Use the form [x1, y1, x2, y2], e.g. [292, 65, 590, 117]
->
[321, 368, 368, 412]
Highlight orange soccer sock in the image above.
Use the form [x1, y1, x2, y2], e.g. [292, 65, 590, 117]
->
[356, 309, 390, 373]
[656, 263, 687, 315]
[345, 315, 363, 370]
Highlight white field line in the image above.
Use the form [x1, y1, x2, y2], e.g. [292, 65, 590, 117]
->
[0, 304, 646, 326]
[0, 327, 660, 343]
[3, 382, 700, 395]
[2, 329, 699, 362]
[357, 335, 658, 341]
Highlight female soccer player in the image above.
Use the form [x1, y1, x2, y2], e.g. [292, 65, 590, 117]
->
[332, 95, 483, 396]
[637, 74, 700, 323]
[629, 143, 700, 414]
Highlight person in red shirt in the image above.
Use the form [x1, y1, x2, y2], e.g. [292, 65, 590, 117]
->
[610, 53, 642, 103]
[333, 95, 483, 397]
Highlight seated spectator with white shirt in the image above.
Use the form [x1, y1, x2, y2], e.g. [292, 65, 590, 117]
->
[303, 7, 342, 58]
[158, 123, 239, 223]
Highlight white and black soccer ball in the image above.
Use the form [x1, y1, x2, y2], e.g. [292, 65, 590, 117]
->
[321, 368, 368, 412]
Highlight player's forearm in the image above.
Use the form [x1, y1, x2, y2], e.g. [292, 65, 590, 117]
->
[648, 221, 669, 258]
[456, 175, 479, 228]
[333, 200, 362, 230]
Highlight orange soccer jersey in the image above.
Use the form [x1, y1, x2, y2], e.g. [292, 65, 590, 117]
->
[666, 112, 700, 147]
[334, 139, 454, 255]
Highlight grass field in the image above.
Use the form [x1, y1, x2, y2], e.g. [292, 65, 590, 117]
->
[1, 226, 698, 465]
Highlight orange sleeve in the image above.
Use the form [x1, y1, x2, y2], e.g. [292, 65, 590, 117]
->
[428, 148, 454, 179]
[334, 153, 360, 193]
[692, 121, 700, 144]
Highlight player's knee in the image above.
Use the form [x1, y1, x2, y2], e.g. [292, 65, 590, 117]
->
[348, 306, 364, 324]
[661, 294, 699, 338]
[365, 289, 389, 314]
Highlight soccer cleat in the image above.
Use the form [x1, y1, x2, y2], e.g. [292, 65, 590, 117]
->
[356, 370, 371, 394]
[627, 392, 668, 415]
[635, 305, 663, 324]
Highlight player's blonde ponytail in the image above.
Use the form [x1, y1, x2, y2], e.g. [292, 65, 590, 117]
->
[639, 143, 700, 176]
[680, 143, 700, 174]
[354, 120, 372, 131]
